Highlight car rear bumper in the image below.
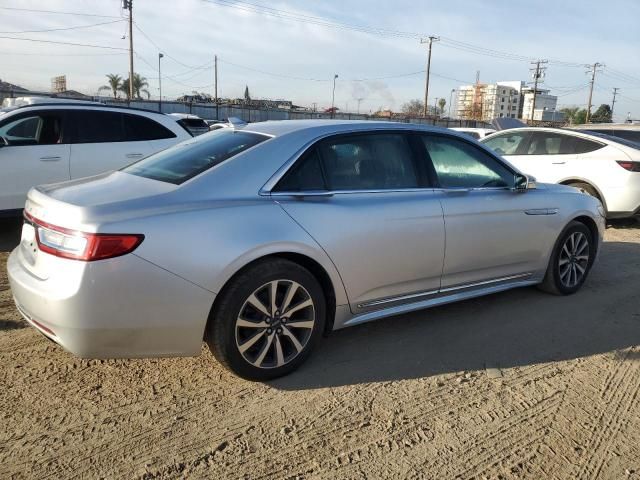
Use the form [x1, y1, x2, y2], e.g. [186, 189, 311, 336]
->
[7, 247, 214, 359]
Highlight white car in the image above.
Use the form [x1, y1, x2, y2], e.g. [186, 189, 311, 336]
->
[481, 127, 640, 218]
[0, 103, 191, 213]
[168, 113, 210, 136]
[450, 127, 496, 140]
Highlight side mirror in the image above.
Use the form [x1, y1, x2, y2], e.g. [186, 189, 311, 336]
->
[0, 136, 7, 147]
[514, 173, 536, 192]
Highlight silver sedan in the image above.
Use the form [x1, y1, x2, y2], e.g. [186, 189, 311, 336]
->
[8, 120, 605, 380]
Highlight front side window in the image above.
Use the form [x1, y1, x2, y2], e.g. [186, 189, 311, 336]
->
[0, 114, 63, 145]
[122, 129, 268, 184]
[317, 134, 418, 190]
[422, 135, 514, 189]
[482, 131, 529, 155]
[275, 149, 326, 191]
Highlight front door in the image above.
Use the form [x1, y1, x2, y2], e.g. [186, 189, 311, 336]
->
[420, 133, 554, 288]
[0, 110, 70, 211]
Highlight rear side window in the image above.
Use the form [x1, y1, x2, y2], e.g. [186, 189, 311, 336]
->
[320, 133, 418, 190]
[72, 111, 126, 143]
[275, 150, 326, 191]
[122, 130, 268, 184]
[124, 114, 176, 141]
[572, 136, 604, 154]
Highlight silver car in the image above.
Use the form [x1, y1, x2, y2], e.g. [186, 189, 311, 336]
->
[8, 120, 605, 380]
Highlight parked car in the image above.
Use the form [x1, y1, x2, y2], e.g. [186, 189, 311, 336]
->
[450, 127, 496, 140]
[168, 113, 210, 136]
[570, 123, 640, 146]
[0, 103, 191, 214]
[481, 127, 640, 218]
[8, 121, 604, 380]
[206, 117, 248, 131]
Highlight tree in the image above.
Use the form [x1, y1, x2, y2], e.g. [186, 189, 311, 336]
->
[244, 85, 251, 102]
[118, 73, 151, 99]
[560, 107, 587, 125]
[438, 98, 446, 114]
[574, 109, 588, 125]
[590, 104, 612, 123]
[401, 99, 424, 116]
[98, 74, 123, 99]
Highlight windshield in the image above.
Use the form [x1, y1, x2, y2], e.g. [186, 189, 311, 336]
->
[122, 129, 269, 184]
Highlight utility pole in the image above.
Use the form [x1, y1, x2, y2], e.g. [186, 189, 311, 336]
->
[158, 53, 163, 112]
[331, 74, 338, 119]
[448, 88, 455, 118]
[123, 0, 134, 100]
[611, 87, 619, 120]
[420, 36, 439, 117]
[214, 54, 219, 119]
[356, 97, 364, 115]
[585, 62, 604, 123]
[529, 59, 547, 123]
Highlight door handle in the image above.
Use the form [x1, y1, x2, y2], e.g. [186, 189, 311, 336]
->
[552, 161, 566, 164]
[39, 156, 61, 161]
[126, 153, 144, 158]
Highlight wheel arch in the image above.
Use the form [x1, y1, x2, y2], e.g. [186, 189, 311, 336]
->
[558, 177, 608, 212]
[569, 215, 601, 257]
[207, 249, 344, 338]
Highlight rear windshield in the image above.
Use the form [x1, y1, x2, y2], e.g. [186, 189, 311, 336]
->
[122, 130, 269, 184]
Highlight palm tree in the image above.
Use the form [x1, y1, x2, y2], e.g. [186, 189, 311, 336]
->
[119, 73, 151, 99]
[98, 74, 123, 99]
[438, 98, 446, 115]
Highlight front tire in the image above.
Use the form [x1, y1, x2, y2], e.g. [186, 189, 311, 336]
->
[206, 258, 326, 381]
[538, 221, 595, 295]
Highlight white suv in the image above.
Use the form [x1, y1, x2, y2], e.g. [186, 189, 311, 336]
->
[0, 103, 191, 213]
[482, 127, 640, 218]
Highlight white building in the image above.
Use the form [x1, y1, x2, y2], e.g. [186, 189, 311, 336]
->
[521, 87, 561, 121]
[455, 80, 522, 122]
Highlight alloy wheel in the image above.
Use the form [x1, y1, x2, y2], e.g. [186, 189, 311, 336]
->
[235, 280, 316, 369]
[558, 231, 590, 288]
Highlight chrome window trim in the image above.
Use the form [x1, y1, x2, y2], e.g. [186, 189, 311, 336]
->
[260, 128, 521, 196]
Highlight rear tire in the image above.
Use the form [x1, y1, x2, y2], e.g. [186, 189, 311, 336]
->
[206, 258, 326, 381]
[538, 221, 595, 295]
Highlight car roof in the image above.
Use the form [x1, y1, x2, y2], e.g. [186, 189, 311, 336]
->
[3, 102, 167, 117]
[242, 119, 450, 137]
[482, 126, 640, 149]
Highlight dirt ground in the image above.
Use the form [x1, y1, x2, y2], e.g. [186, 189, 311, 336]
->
[1, 218, 639, 480]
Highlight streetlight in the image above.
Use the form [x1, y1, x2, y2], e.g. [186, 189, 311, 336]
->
[331, 74, 338, 119]
[158, 52, 164, 112]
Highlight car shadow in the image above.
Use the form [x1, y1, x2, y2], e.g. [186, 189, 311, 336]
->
[271, 240, 640, 390]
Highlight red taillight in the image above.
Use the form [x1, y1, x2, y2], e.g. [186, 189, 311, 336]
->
[25, 213, 143, 261]
[616, 161, 640, 172]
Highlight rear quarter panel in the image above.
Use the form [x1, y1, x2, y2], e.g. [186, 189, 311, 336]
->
[103, 199, 350, 306]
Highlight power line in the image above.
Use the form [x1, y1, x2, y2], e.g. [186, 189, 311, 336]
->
[0, 19, 124, 35]
[0, 6, 121, 18]
[0, 36, 128, 50]
[0, 51, 126, 57]
[219, 59, 330, 82]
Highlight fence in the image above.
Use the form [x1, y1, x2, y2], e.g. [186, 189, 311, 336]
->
[1, 89, 491, 128]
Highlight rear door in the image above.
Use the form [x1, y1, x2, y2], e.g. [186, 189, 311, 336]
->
[273, 131, 446, 313]
[68, 110, 154, 178]
[0, 110, 70, 211]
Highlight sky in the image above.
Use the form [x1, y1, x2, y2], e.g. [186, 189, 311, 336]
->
[1, 0, 639, 121]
